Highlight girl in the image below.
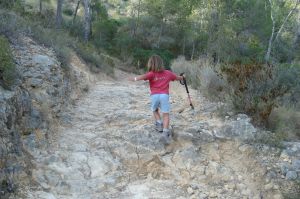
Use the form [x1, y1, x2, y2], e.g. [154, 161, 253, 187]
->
[129, 55, 184, 144]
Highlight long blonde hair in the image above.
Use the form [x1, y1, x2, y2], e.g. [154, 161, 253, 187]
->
[147, 55, 164, 72]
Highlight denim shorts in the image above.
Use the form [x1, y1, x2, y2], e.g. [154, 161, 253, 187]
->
[151, 94, 170, 113]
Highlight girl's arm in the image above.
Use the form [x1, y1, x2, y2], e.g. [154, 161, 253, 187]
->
[176, 75, 184, 81]
[128, 74, 149, 81]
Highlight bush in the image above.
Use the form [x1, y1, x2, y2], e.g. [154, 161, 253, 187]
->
[268, 107, 300, 139]
[0, 0, 24, 12]
[0, 10, 26, 38]
[171, 56, 227, 100]
[74, 43, 114, 75]
[171, 56, 202, 88]
[65, 19, 84, 38]
[92, 19, 119, 50]
[223, 62, 300, 124]
[0, 35, 16, 89]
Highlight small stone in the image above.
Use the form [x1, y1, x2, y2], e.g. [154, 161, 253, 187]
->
[198, 193, 208, 199]
[273, 194, 283, 199]
[266, 170, 277, 179]
[292, 159, 300, 170]
[273, 185, 279, 190]
[187, 187, 194, 195]
[264, 183, 273, 190]
[286, 171, 297, 180]
[241, 189, 251, 195]
[209, 191, 217, 198]
[280, 152, 290, 162]
[280, 163, 290, 175]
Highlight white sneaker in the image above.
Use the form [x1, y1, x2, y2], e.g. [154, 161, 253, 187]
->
[162, 129, 172, 144]
[155, 122, 163, 132]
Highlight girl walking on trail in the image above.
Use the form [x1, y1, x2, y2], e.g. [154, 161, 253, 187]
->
[129, 55, 184, 144]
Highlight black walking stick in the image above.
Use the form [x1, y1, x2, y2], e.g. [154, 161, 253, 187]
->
[180, 73, 194, 110]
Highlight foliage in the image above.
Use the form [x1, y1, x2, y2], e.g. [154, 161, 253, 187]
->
[0, 0, 24, 12]
[133, 48, 174, 70]
[0, 9, 26, 38]
[63, 7, 73, 16]
[223, 62, 300, 124]
[65, 19, 84, 38]
[0, 35, 16, 89]
[171, 56, 227, 100]
[92, 19, 119, 50]
[74, 43, 114, 75]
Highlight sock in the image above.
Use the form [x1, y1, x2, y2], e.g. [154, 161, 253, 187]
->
[156, 120, 162, 124]
[163, 128, 169, 132]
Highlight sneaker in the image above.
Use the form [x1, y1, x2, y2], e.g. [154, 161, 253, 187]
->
[161, 129, 172, 144]
[155, 122, 163, 132]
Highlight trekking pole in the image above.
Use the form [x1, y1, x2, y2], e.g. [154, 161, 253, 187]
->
[180, 73, 194, 110]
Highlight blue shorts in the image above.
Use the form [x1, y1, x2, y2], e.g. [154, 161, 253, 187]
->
[151, 94, 170, 113]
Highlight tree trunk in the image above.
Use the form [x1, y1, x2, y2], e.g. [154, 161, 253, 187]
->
[73, 0, 81, 23]
[293, 14, 300, 51]
[83, 0, 91, 42]
[133, 0, 141, 38]
[182, 36, 186, 56]
[265, 0, 275, 63]
[191, 41, 195, 60]
[56, 0, 64, 28]
[39, 0, 42, 13]
[157, 19, 164, 49]
[275, 1, 299, 41]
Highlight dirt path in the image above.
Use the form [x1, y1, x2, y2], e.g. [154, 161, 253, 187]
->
[19, 73, 282, 199]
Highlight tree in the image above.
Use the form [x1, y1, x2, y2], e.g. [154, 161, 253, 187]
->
[83, 0, 91, 41]
[56, 0, 64, 28]
[39, 0, 50, 14]
[73, 0, 81, 23]
[266, 0, 300, 62]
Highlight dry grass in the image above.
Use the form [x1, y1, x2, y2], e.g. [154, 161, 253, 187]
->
[171, 56, 227, 101]
[268, 106, 300, 140]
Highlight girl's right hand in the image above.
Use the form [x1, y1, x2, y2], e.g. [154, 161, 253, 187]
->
[128, 77, 135, 81]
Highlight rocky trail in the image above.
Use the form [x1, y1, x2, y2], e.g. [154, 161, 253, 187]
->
[15, 70, 297, 199]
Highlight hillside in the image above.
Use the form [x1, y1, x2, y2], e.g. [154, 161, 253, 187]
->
[1, 0, 300, 198]
[1, 35, 298, 199]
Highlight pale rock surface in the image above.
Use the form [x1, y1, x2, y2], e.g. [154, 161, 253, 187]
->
[14, 78, 299, 198]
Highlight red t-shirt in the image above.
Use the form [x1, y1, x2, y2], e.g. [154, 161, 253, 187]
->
[144, 70, 177, 95]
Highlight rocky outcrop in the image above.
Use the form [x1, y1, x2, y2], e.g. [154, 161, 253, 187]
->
[0, 36, 95, 198]
[12, 79, 299, 199]
[1, 36, 299, 199]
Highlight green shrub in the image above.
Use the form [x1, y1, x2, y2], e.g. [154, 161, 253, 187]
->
[0, 0, 24, 12]
[133, 48, 174, 70]
[65, 19, 84, 38]
[0, 10, 26, 38]
[92, 19, 119, 50]
[0, 35, 16, 89]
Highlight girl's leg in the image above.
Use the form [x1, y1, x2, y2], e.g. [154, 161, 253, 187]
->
[153, 109, 161, 121]
[162, 113, 169, 129]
